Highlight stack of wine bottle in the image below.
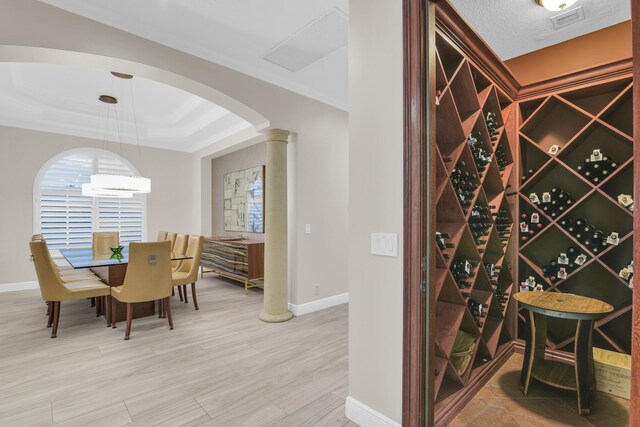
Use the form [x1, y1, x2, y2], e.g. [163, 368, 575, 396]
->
[576, 149, 618, 185]
[467, 298, 487, 329]
[541, 246, 590, 282]
[529, 186, 574, 218]
[495, 144, 509, 176]
[619, 260, 633, 286]
[519, 212, 544, 242]
[494, 208, 512, 245]
[436, 232, 454, 259]
[485, 112, 500, 145]
[451, 259, 478, 297]
[451, 161, 478, 213]
[559, 217, 611, 254]
[493, 288, 509, 310]
[467, 132, 491, 175]
[469, 204, 493, 247]
[521, 167, 538, 184]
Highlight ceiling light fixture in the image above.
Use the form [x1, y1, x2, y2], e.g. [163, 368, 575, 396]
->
[536, 0, 577, 11]
[81, 183, 133, 198]
[84, 72, 151, 197]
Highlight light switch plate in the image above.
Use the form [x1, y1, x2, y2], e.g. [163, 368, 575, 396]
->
[371, 232, 398, 257]
[305, 224, 311, 234]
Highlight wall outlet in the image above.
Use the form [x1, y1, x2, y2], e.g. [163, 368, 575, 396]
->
[313, 283, 319, 295]
[305, 224, 311, 234]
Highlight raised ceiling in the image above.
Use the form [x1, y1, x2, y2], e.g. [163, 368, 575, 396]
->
[449, 0, 631, 60]
[39, 0, 349, 110]
[0, 63, 251, 153]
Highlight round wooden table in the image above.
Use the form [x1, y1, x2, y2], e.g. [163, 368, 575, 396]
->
[514, 292, 613, 415]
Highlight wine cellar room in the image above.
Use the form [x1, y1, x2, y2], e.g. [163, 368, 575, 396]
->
[410, 0, 637, 426]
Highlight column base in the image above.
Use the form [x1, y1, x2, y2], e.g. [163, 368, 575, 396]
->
[259, 310, 293, 323]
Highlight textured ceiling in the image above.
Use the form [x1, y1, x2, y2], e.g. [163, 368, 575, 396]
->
[39, 0, 349, 110]
[0, 63, 251, 153]
[449, 0, 631, 60]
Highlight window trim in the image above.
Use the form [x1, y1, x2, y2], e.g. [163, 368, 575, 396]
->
[33, 147, 148, 247]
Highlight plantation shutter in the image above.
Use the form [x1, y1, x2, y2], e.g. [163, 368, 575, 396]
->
[36, 149, 146, 248]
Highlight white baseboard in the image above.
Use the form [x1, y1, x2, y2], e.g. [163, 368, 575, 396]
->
[345, 396, 400, 427]
[288, 292, 348, 316]
[0, 281, 39, 293]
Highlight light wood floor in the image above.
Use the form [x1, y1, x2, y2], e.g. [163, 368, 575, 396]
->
[0, 276, 354, 427]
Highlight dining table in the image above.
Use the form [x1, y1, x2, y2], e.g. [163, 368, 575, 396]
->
[59, 246, 191, 322]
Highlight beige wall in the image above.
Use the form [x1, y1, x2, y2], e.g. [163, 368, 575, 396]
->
[0, 0, 350, 307]
[210, 142, 267, 240]
[505, 21, 632, 86]
[348, 0, 403, 423]
[0, 126, 193, 286]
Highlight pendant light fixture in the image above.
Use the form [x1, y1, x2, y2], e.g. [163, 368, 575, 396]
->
[84, 72, 151, 197]
[536, 0, 577, 11]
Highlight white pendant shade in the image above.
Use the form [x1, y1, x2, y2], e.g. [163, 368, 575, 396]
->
[90, 174, 151, 193]
[536, 0, 577, 11]
[81, 183, 134, 198]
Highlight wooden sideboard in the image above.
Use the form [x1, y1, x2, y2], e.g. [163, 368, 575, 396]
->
[201, 237, 264, 294]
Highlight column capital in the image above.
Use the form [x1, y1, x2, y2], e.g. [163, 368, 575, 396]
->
[263, 128, 290, 144]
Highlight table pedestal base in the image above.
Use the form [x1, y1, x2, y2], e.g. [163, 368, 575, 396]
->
[519, 310, 596, 415]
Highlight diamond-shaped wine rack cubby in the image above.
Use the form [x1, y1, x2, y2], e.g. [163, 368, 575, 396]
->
[433, 33, 517, 407]
[517, 76, 634, 357]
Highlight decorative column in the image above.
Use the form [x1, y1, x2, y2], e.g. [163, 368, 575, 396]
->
[259, 129, 292, 323]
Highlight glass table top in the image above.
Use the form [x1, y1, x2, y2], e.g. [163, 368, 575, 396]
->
[59, 246, 191, 269]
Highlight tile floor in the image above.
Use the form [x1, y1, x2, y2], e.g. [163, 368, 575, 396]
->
[0, 276, 353, 426]
[451, 353, 630, 427]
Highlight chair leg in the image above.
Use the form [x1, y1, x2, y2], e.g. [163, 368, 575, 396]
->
[111, 296, 117, 328]
[158, 299, 162, 318]
[47, 302, 54, 328]
[191, 283, 199, 310]
[124, 303, 133, 340]
[90, 297, 96, 307]
[51, 301, 60, 338]
[178, 285, 184, 302]
[172, 288, 175, 297]
[183, 285, 188, 304]
[95, 296, 101, 317]
[165, 297, 174, 330]
[105, 295, 111, 327]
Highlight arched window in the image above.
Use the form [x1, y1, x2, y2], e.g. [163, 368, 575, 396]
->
[34, 148, 146, 248]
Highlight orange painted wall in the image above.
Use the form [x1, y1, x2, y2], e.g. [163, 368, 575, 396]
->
[505, 21, 632, 86]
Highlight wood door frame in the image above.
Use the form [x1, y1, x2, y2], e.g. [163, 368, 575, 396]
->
[631, 0, 640, 425]
[402, 0, 434, 425]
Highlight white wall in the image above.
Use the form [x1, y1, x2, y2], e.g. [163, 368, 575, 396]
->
[210, 142, 267, 240]
[348, 0, 404, 424]
[0, 125, 193, 286]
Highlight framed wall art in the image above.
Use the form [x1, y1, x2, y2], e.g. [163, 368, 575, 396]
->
[223, 165, 265, 233]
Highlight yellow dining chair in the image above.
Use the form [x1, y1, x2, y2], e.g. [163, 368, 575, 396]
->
[30, 241, 111, 338]
[92, 231, 120, 258]
[157, 231, 168, 241]
[166, 232, 177, 248]
[172, 235, 204, 310]
[110, 241, 173, 340]
[171, 233, 189, 300]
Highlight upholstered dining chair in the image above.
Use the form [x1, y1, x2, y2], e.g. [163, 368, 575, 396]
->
[166, 232, 177, 248]
[172, 235, 204, 310]
[110, 241, 173, 340]
[92, 231, 120, 258]
[157, 231, 168, 241]
[30, 240, 111, 338]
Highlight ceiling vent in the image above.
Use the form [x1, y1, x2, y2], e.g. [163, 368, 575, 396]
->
[263, 10, 347, 72]
[550, 6, 585, 30]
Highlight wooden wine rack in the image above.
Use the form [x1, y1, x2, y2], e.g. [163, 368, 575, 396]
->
[517, 78, 634, 355]
[433, 32, 518, 409]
